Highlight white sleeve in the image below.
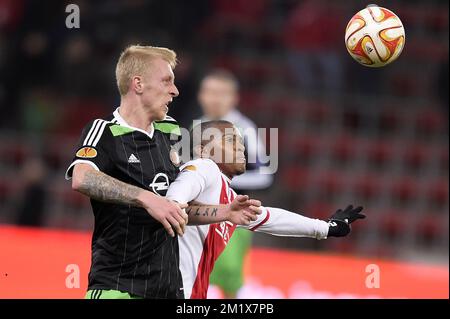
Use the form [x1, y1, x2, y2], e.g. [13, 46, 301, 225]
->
[165, 159, 218, 204]
[239, 206, 329, 240]
[230, 169, 273, 190]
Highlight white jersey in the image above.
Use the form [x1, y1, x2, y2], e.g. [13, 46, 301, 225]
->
[166, 158, 329, 299]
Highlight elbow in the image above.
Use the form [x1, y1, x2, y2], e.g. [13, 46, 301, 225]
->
[71, 164, 89, 192]
[71, 174, 83, 191]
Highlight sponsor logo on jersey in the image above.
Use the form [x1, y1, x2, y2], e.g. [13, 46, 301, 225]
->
[214, 221, 234, 244]
[76, 147, 97, 158]
[149, 173, 170, 195]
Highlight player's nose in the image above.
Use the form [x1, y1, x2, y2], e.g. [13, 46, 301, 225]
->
[170, 83, 179, 97]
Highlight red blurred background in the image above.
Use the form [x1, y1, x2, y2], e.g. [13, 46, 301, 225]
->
[0, 0, 448, 299]
[0, 226, 447, 299]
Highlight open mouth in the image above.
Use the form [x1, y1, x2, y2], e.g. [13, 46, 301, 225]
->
[164, 100, 173, 112]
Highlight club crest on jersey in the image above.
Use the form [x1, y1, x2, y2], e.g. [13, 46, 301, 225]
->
[76, 147, 97, 158]
[214, 221, 234, 244]
[149, 173, 170, 195]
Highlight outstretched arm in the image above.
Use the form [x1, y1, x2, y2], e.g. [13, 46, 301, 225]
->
[72, 163, 188, 237]
[185, 195, 262, 226]
[241, 205, 365, 239]
[242, 207, 330, 239]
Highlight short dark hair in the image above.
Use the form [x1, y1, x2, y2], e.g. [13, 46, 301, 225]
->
[189, 120, 234, 157]
[202, 69, 240, 91]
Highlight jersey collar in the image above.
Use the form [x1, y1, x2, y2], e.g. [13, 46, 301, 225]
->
[221, 171, 232, 185]
[113, 107, 155, 139]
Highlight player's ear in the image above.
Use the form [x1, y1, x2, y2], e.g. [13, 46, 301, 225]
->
[132, 76, 144, 94]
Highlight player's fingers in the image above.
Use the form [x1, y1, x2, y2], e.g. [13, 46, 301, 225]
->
[247, 205, 262, 215]
[236, 194, 249, 202]
[244, 211, 258, 221]
[353, 206, 364, 213]
[248, 199, 262, 207]
[161, 219, 175, 237]
[171, 209, 186, 233]
[172, 203, 188, 224]
[167, 215, 183, 236]
[180, 207, 189, 224]
[176, 202, 188, 209]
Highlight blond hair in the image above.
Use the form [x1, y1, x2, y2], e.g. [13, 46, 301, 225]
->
[115, 45, 178, 96]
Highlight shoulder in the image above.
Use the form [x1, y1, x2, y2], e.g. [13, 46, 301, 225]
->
[154, 115, 181, 136]
[80, 116, 116, 146]
[180, 158, 220, 176]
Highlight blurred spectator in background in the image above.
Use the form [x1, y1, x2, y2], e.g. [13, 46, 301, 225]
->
[196, 69, 273, 298]
[197, 69, 274, 190]
[21, 86, 60, 133]
[16, 156, 47, 226]
[437, 60, 448, 113]
[284, 0, 343, 95]
[57, 34, 108, 98]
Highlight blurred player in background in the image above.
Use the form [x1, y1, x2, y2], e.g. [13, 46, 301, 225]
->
[166, 120, 365, 299]
[196, 70, 274, 298]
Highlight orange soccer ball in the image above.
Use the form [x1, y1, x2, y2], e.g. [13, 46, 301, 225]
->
[345, 5, 405, 67]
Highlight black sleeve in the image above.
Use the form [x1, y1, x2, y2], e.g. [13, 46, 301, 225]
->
[65, 119, 114, 179]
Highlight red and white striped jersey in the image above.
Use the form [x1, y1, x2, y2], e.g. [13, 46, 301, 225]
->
[166, 158, 329, 299]
[166, 158, 270, 299]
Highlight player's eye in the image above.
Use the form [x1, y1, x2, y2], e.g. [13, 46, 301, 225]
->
[163, 77, 173, 85]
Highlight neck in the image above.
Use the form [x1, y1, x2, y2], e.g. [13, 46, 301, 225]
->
[119, 97, 154, 132]
[217, 164, 234, 180]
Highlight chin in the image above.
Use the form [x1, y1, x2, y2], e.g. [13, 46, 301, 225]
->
[155, 112, 166, 121]
[235, 165, 246, 176]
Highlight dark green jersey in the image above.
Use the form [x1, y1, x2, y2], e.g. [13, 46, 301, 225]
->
[65, 108, 183, 298]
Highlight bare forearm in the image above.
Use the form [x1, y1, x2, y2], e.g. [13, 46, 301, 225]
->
[77, 169, 146, 207]
[186, 204, 229, 225]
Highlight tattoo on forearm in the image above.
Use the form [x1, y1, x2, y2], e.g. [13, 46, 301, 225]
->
[186, 205, 219, 217]
[78, 170, 143, 206]
[186, 207, 199, 216]
[186, 206, 219, 218]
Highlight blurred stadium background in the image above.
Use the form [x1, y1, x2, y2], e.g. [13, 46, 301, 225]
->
[0, 0, 448, 298]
